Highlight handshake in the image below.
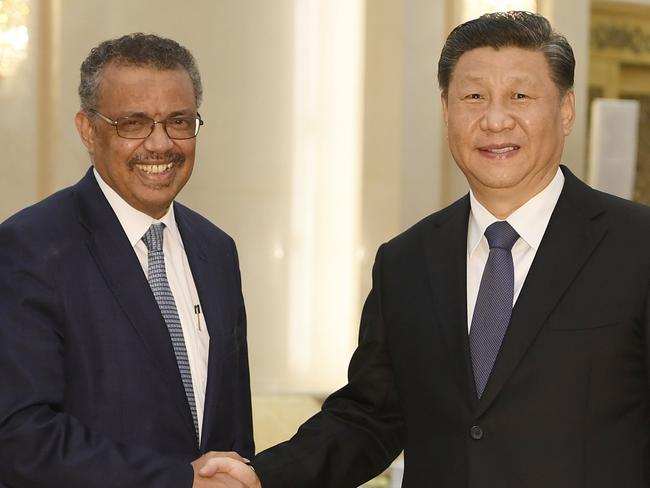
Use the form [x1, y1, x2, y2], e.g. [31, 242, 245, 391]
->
[192, 452, 262, 488]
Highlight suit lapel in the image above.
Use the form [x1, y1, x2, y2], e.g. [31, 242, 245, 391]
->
[174, 205, 233, 451]
[476, 167, 607, 415]
[74, 170, 197, 442]
[423, 195, 478, 409]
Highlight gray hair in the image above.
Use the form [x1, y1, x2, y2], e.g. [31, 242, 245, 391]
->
[438, 11, 574, 98]
[79, 33, 202, 111]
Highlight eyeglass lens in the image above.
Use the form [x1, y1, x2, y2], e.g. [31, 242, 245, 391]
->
[116, 116, 201, 139]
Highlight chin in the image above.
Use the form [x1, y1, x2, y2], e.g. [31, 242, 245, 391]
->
[473, 172, 527, 192]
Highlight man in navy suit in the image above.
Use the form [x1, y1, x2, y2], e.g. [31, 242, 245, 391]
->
[0, 34, 253, 487]
[201, 11, 650, 488]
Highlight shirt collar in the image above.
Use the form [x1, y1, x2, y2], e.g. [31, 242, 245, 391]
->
[93, 167, 179, 247]
[468, 166, 565, 256]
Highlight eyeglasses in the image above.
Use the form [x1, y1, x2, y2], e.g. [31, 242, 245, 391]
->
[88, 109, 204, 140]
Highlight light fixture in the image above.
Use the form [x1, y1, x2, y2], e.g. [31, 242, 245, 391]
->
[0, 0, 30, 77]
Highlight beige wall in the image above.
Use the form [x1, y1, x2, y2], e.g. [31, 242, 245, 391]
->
[50, 0, 301, 393]
[0, 0, 448, 395]
[3, 0, 369, 395]
[0, 0, 39, 220]
[360, 0, 447, 305]
[0, 0, 600, 397]
[540, 0, 591, 178]
[0, 0, 634, 467]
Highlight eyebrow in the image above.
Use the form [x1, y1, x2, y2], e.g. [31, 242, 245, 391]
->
[166, 110, 195, 118]
[119, 109, 196, 119]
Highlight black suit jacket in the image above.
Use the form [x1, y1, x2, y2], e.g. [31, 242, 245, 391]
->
[254, 166, 650, 487]
[0, 168, 254, 487]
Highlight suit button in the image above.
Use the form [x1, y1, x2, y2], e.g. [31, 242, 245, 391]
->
[470, 425, 483, 440]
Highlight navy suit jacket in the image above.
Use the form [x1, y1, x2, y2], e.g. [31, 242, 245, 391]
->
[254, 166, 650, 488]
[0, 168, 254, 487]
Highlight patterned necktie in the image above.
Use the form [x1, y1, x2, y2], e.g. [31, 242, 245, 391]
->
[469, 220, 519, 398]
[142, 223, 199, 440]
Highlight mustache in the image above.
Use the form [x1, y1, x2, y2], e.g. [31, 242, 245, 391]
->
[128, 152, 185, 166]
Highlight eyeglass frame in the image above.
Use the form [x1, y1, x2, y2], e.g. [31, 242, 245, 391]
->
[87, 109, 204, 140]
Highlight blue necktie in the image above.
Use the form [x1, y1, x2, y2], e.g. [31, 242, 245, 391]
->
[142, 223, 199, 440]
[469, 221, 519, 398]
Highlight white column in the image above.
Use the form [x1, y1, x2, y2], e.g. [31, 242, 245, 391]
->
[287, 0, 366, 392]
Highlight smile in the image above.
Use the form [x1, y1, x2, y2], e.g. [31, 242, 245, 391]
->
[135, 162, 174, 174]
[481, 145, 520, 154]
[477, 144, 521, 160]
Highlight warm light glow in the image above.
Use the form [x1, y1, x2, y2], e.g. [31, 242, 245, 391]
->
[0, 0, 29, 77]
[288, 0, 365, 392]
[461, 0, 537, 22]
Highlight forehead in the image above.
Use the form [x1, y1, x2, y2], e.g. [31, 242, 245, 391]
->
[96, 63, 195, 108]
[450, 46, 553, 88]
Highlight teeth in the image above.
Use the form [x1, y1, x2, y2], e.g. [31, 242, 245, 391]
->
[488, 146, 516, 154]
[136, 163, 173, 174]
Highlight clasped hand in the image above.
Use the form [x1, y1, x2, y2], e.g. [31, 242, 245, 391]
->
[192, 451, 261, 488]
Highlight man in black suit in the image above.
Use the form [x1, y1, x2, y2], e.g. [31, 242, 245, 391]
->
[200, 11, 650, 488]
[0, 34, 253, 487]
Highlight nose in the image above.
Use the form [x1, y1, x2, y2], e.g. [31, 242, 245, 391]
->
[479, 100, 515, 132]
[143, 121, 175, 152]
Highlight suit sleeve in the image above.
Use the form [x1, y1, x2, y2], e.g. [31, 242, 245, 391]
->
[252, 244, 404, 488]
[0, 224, 193, 487]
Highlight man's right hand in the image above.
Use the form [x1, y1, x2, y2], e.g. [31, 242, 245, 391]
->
[192, 452, 258, 488]
[196, 456, 261, 488]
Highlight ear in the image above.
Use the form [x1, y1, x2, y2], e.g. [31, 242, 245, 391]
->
[560, 89, 576, 136]
[75, 111, 96, 156]
[441, 93, 449, 128]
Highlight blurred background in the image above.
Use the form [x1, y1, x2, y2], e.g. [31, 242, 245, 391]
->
[1, 0, 648, 485]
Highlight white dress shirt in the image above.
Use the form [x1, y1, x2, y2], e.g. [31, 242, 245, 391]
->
[93, 169, 210, 440]
[466, 167, 565, 332]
